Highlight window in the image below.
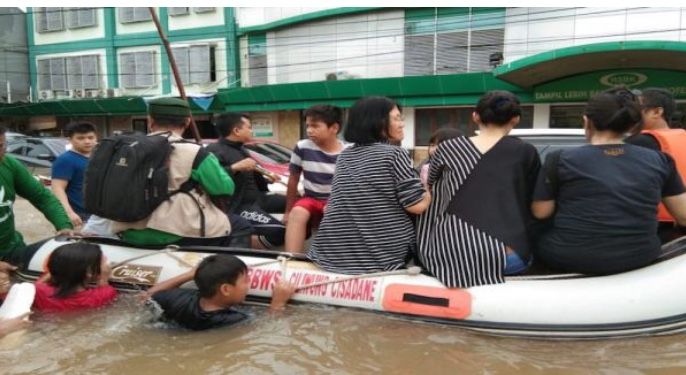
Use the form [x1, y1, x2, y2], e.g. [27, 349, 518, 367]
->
[404, 8, 505, 76]
[119, 8, 152, 24]
[171, 45, 213, 85]
[67, 7, 97, 28]
[248, 34, 268, 86]
[26, 143, 51, 158]
[168, 7, 189, 16]
[550, 105, 585, 128]
[120, 51, 156, 88]
[38, 55, 100, 91]
[35, 7, 64, 33]
[193, 7, 215, 14]
[414, 106, 533, 145]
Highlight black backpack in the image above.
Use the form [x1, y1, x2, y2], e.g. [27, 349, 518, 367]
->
[84, 133, 194, 222]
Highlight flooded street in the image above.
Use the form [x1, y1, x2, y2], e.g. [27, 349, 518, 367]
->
[4, 198, 686, 374]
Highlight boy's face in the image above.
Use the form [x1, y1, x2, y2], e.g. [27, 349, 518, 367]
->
[233, 118, 253, 143]
[222, 272, 250, 305]
[305, 116, 339, 145]
[70, 132, 97, 155]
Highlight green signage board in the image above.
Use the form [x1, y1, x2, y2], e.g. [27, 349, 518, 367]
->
[534, 69, 686, 102]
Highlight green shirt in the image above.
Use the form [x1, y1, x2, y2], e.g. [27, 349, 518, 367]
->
[0, 155, 72, 259]
[120, 152, 235, 246]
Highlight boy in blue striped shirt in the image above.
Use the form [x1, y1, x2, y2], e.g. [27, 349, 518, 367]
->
[284, 105, 347, 253]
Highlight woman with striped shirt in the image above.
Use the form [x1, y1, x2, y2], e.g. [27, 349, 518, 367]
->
[308, 97, 431, 274]
[417, 91, 541, 288]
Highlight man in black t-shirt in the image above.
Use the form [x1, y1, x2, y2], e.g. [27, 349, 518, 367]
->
[145, 255, 295, 331]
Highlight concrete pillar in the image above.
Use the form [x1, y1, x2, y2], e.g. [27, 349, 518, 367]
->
[533, 104, 550, 129]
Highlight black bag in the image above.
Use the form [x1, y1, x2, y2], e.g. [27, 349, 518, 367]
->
[84, 133, 185, 222]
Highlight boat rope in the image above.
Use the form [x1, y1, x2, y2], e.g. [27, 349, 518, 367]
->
[296, 266, 422, 291]
[110, 246, 193, 269]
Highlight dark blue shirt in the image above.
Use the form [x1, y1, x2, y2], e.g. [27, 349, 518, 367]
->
[51, 150, 88, 214]
[152, 288, 247, 331]
[534, 144, 685, 274]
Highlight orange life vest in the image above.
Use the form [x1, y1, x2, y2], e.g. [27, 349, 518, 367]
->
[641, 129, 686, 222]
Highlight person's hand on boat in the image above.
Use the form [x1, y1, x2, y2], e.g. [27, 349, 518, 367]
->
[0, 313, 31, 338]
[269, 281, 297, 312]
[96, 255, 112, 286]
[55, 228, 77, 237]
[0, 261, 16, 274]
[67, 211, 83, 228]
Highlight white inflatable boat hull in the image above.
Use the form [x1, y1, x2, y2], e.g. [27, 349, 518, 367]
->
[18, 237, 686, 339]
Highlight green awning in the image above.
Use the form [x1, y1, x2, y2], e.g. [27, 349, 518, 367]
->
[0, 96, 220, 117]
[217, 73, 528, 112]
[493, 40, 686, 89]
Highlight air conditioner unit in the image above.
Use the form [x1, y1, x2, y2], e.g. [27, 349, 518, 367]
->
[68, 89, 85, 99]
[39, 90, 55, 101]
[105, 88, 121, 98]
[84, 89, 102, 98]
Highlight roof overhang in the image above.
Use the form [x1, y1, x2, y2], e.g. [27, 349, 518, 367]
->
[493, 41, 686, 89]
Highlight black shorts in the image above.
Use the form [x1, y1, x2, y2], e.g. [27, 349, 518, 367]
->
[238, 205, 285, 249]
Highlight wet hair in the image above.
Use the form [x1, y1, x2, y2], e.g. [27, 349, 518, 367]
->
[47, 243, 103, 299]
[150, 114, 189, 128]
[65, 121, 96, 137]
[0, 125, 6, 135]
[305, 105, 343, 134]
[641, 88, 675, 123]
[584, 88, 642, 133]
[344, 96, 399, 144]
[214, 112, 251, 138]
[194, 254, 248, 298]
[475, 90, 522, 126]
[429, 127, 463, 145]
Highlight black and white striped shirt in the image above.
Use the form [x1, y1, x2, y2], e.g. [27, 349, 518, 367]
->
[308, 143, 425, 274]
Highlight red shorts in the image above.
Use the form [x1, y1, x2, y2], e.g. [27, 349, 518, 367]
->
[293, 197, 327, 228]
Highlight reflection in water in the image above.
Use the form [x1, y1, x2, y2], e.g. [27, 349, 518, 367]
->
[2, 294, 686, 374]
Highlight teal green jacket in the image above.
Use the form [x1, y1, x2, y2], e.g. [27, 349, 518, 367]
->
[0, 155, 72, 259]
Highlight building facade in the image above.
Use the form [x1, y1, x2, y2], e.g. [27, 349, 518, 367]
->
[6, 7, 686, 154]
[0, 8, 29, 104]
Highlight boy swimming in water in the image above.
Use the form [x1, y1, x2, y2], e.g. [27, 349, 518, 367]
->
[145, 254, 295, 330]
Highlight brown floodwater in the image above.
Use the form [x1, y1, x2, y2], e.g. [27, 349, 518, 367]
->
[4, 198, 686, 374]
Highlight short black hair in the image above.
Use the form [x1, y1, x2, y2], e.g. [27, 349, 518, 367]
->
[150, 114, 189, 128]
[429, 127, 462, 145]
[65, 121, 97, 137]
[48, 242, 103, 299]
[214, 112, 250, 138]
[305, 105, 343, 133]
[194, 254, 248, 298]
[641, 88, 675, 122]
[585, 88, 642, 133]
[475, 91, 522, 126]
[0, 125, 6, 135]
[344, 96, 399, 144]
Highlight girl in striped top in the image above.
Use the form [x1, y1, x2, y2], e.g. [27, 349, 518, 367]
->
[417, 91, 541, 288]
[308, 97, 431, 274]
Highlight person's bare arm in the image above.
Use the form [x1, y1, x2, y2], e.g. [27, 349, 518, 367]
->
[0, 313, 31, 338]
[51, 179, 82, 227]
[139, 270, 195, 301]
[405, 190, 431, 215]
[532, 200, 556, 219]
[663, 193, 686, 226]
[269, 281, 296, 312]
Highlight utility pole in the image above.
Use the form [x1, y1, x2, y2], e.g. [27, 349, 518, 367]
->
[148, 7, 202, 142]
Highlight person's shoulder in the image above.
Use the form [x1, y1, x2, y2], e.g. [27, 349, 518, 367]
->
[626, 133, 660, 151]
[296, 139, 318, 150]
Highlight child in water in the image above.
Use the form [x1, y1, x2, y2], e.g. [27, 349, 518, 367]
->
[33, 242, 117, 312]
[144, 254, 296, 331]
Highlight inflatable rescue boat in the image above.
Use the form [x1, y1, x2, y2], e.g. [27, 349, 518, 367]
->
[15, 236, 686, 339]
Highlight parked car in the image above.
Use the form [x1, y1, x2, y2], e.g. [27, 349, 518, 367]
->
[6, 131, 28, 142]
[510, 129, 586, 161]
[6, 137, 69, 185]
